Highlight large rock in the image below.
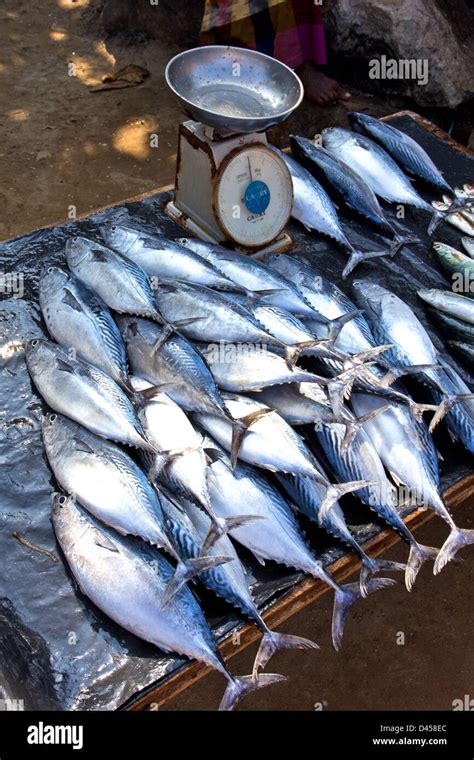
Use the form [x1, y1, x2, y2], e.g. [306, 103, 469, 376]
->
[325, 0, 474, 108]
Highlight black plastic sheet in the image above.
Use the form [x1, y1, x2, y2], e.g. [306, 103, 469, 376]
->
[0, 114, 472, 711]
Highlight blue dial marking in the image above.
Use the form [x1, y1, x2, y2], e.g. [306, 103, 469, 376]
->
[244, 180, 271, 215]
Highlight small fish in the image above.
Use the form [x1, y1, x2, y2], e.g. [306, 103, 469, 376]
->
[39, 266, 131, 391]
[205, 446, 392, 649]
[161, 490, 319, 675]
[274, 147, 387, 277]
[348, 112, 456, 198]
[200, 343, 329, 393]
[418, 288, 474, 325]
[25, 339, 153, 451]
[448, 341, 474, 370]
[290, 135, 417, 255]
[65, 236, 163, 322]
[177, 237, 324, 318]
[52, 495, 284, 711]
[322, 128, 449, 234]
[462, 237, 474, 258]
[431, 202, 474, 236]
[43, 414, 227, 602]
[432, 241, 474, 281]
[427, 308, 474, 343]
[100, 223, 237, 290]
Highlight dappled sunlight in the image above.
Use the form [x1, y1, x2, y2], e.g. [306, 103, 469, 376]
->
[7, 109, 29, 122]
[10, 53, 26, 66]
[94, 40, 116, 67]
[50, 28, 68, 42]
[83, 141, 98, 157]
[57, 0, 89, 8]
[113, 117, 160, 161]
[68, 54, 105, 87]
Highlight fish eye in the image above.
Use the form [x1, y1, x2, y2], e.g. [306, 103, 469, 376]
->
[31, 339, 39, 347]
[111, 225, 117, 232]
[71, 235, 78, 243]
[49, 414, 57, 423]
[47, 266, 55, 273]
[58, 495, 67, 506]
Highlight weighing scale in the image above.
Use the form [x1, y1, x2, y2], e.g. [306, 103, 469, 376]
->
[165, 46, 304, 254]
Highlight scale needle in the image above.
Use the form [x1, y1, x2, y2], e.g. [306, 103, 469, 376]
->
[247, 156, 253, 181]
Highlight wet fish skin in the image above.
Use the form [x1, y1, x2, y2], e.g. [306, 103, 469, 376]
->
[290, 135, 415, 255]
[177, 237, 322, 319]
[42, 412, 175, 554]
[249, 383, 334, 426]
[65, 236, 162, 322]
[322, 128, 442, 233]
[431, 202, 474, 236]
[348, 112, 454, 196]
[432, 241, 474, 281]
[25, 338, 153, 451]
[205, 448, 393, 649]
[39, 266, 131, 390]
[52, 494, 284, 710]
[352, 280, 474, 453]
[118, 316, 229, 418]
[462, 237, 474, 258]
[417, 288, 474, 325]
[275, 147, 387, 277]
[427, 308, 474, 342]
[161, 490, 319, 675]
[200, 343, 328, 393]
[99, 223, 237, 290]
[448, 340, 474, 370]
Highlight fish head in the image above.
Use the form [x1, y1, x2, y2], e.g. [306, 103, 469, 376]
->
[261, 252, 296, 279]
[65, 235, 95, 269]
[321, 127, 352, 151]
[24, 337, 56, 371]
[351, 279, 388, 319]
[347, 111, 375, 133]
[51, 492, 90, 551]
[39, 265, 70, 298]
[41, 411, 71, 453]
[100, 222, 137, 252]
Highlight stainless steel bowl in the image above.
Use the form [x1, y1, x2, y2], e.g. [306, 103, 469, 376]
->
[165, 46, 303, 135]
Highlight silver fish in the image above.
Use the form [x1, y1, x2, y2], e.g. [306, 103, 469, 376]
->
[43, 414, 228, 603]
[431, 202, 474, 236]
[315, 414, 439, 590]
[65, 236, 162, 322]
[177, 236, 325, 318]
[25, 339, 153, 451]
[100, 223, 237, 290]
[350, 391, 474, 575]
[161, 490, 319, 675]
[205, 447, 392, 649]
[275, 148, 387, 277]
[52, 495, 284, 710]
[417, 288, 474, 325]
[462, 236, 474, 258]
[322, 128, 446, 234]
[39, 266, 131, 391]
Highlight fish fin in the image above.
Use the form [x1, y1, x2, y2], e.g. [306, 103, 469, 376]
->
[246, 288, 287, 301]
[429, 394, 474, 433]
[253, 631, 319, 679]
[147, 449, 198, 482]
[151, 324, 175, 356]
[252, 552, 267, 566]
[389, 470, 406, 488]
[283, 340, 326, 370]
[230, 409, 273, 468]
[94, 535, 120, 553]
[218, 673, 286, 711]
[405, 542, 439, 591]
[407, 401, 438, 424]
[55, 357, 75, 373]
[359, 558, 406, 597]
[341, 406, 391, 455]
[332, 577, 395, 650]
[434, 527, 474, 575]
[327, 310, 362, 342]
[379, 364, 438, 388]
[61, 288, 84, 313]
[72, 435, 95, 454]
[342, 249, 389, 279]
[173, 316, 207, 328]
[349, 344, 393, 364]
[325, 364, 375, 419]
[319, 480, 374, 523]
[200, 514, 265, 557]
[389, 234, 420, 256]
[91, 249, 109, 262]
[160, 554, 234, 609]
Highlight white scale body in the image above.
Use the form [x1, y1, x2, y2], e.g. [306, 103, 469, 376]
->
[166, 120, 293, 255]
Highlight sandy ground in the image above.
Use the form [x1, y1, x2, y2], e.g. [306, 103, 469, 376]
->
[2, 0, 473, 713]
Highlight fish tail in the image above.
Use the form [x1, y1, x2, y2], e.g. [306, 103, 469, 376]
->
[434, 527, 474, 575]
[332, 577, 395, 650]
[283, 340, 326, 369]
[390, 234, 420, 256]
[229, 408, 273, 467]
[341, 406, 391, 455]
[161, 554, 233, 608]
[428, 207, 452, 235]
[219, 673, 286, 711]
[200, 514, 264, 557]
[342, 249, 389, 279]
[359, 557, 406, 597]
[327, 309, 362, 342]
[406, 542, 439, 591]
[429, 393, 474, 433]
[253, 630, 319, 679]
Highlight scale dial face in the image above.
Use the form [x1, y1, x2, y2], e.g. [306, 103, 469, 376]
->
[213, 143, 293, 248]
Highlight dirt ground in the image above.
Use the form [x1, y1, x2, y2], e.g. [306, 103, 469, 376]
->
[2, 0, 473, 713]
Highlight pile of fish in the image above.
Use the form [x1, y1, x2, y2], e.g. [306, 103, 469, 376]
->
[280, 111, 473, 278]
[24, 115, 474, 711]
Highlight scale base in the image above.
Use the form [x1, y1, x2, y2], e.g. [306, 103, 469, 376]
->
[165, 200, 293, 259]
